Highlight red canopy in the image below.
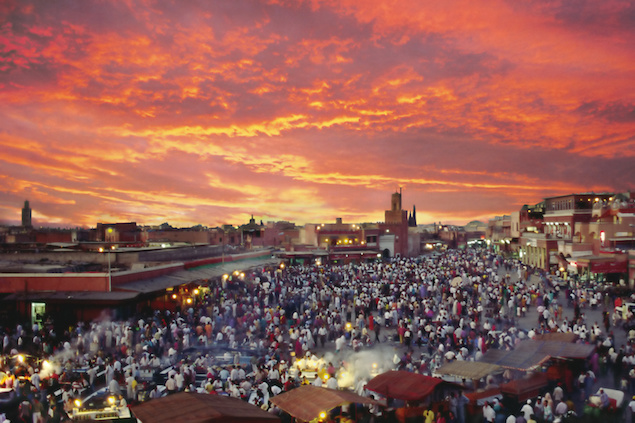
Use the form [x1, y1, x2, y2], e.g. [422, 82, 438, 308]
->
[500, 373, 549, 402]
[365, 371, 445, 402]
[269, 385, 380, 422]
[131, 392, 280, 423]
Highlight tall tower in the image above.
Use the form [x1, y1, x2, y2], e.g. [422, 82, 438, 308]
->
[408, 205, 418, 227]
[390, 188, 402, 212]
[385, 188, 407, 224]
[21, 200, 32, 228]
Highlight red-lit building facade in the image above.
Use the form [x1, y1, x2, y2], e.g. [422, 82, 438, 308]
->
[514, 192, 635, 286]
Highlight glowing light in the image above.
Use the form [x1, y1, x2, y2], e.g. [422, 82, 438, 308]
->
[171, 294, 177, 299]
[74, 399, 82, 408]
[107, 396, 116, 405]
[186, 298, 193, 304]
[17, 355, 24, 363]
[193, 289, 199, 295]
[319, 412, 327, 420]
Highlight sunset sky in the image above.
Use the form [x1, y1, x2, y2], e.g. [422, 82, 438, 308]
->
[1, 0, 634, 229]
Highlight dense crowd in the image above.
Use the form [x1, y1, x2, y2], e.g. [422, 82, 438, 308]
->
[1, 248, 633, 422]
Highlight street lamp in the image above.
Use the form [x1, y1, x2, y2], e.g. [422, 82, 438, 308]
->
[219, 228, 227, 263]
[99, 245, 115, 292]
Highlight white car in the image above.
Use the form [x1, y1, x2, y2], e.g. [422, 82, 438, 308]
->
[614, 302, 635, 319]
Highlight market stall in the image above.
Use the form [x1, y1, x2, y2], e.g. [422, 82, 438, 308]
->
[269, 385, 381, 422]
[131, 392, 280, 423]
[434, 361, 502, 388]
[365, 371, 460, 423]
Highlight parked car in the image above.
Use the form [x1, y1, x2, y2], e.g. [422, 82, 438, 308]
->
[614, 302, 635, 319]
[584, 388, 625, 423]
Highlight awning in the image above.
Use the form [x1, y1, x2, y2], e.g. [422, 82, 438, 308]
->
[464, 387, 502, 406]
[480, 347, 549, 371]
[366, 371, 453, 402]
[590, 261, 627, 273]
[532, 332, 578, 343]
[535, 340, 596, 359]
[435, 361, 502, 381]
[480, 340, 595, 370]
[131, 392, 280, 423]
[575, 256, 628, 273]
[117, 274, 191, 293]
[117, 258, 279, 293]
[268, 385, 380, 422]
[500, 373, 549, 400]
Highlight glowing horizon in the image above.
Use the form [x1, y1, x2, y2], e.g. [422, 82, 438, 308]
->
[1, 1, 633, 229]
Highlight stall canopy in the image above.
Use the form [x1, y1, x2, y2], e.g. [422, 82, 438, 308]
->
[532, 332, 578, 343]
[435, 361, 502, 381]
[366, 371, 456, 402]
[131, 392, 280, 423]
[268, 385, 380, 423]
[500, 373, 550, 402]
[480, 340, 595, 371]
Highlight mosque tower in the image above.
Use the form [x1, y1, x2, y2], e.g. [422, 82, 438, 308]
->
[21, 200, 32, 228]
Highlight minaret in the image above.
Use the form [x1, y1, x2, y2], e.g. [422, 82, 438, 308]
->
[412, 204, 417, 226]
[21, 200, 32, 228]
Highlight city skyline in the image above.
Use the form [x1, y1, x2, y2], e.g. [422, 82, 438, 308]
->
[1, 1, 634, 228]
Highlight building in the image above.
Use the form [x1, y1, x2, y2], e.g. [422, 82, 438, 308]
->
[146, 226, 213, 245]
[487, 215, 512, 254]
[513, 192, 634, 286]
[378, 189, 410, 257]
[96, 222, 145, 246]
[0, 245, 276, 330]
[240, 215, 265, 248]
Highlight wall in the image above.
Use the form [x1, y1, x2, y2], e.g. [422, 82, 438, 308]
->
[0, 273, 108, 293]
[146, 230, 212, 244]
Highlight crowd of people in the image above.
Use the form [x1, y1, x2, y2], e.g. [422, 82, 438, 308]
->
[1, 247, 633, 422]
